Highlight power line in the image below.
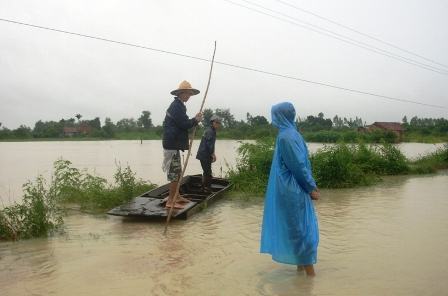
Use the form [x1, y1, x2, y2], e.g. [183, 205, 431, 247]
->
[223, 0, 448, 76]
[274, 0, 448, 70]
[0, 17, 446, 109]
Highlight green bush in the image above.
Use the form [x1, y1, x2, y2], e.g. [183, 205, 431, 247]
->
[311, 143, 409, 188]
[409, 144, 448, 174]
[377, 143, 409, 174]
[0, 176, 63, 241]
[228, 140, 417, 193]
[227, 138, 274, 193]
[1, 159, 156, 241]
[52, 159, 156, 210]
[311, 144, 376, 188]
[302, 130, 342, 143]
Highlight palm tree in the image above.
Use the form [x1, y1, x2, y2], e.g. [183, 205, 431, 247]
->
[75, 114, 82, 122]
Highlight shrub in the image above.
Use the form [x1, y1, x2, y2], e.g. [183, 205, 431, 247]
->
[52, 159, 156, 210]
[410, 144, 448, 174]
[311, 144, 373, 188]
[0, 176, 63, 241]
[1, 159, 156, 241]
[228, 140, 416, 193]
[227, 138, 274, 193]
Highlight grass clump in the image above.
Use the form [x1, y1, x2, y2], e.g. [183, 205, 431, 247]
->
[227, 140, 437, 193]
[409, 144, 448, 174]
[311, 143, 409, 188]
[52, 159, 156, 211]
[1, 159, 156, 241]
[227, 138, 275, 193]
[0, 176, 63, 241]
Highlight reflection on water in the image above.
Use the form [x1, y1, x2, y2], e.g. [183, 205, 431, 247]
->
[1, 172, 448, 295]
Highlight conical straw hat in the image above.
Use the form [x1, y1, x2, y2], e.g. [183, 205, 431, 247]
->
[170, 80, 200, 96]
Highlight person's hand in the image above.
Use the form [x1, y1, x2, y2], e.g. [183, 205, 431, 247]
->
[195, 112, 203, 122]
[211, 153, 217, 163]
[310, 189, 320, 200]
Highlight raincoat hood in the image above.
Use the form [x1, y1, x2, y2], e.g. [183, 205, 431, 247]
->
[271, 102, 296, 129]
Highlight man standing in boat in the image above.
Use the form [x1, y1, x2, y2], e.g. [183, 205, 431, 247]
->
[162, 80, 203, 209]
[196, 115, 221, 192]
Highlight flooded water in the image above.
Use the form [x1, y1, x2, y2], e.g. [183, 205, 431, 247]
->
[1, 141, 447, 295]
[0, 140, 242, 204]
[0, 140, 444, 203]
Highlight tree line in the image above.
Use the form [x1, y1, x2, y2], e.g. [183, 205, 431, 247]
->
[0, 109, 447, 142]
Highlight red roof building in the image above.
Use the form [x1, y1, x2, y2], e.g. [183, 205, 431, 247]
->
[63, 124, 92, 137]
[361, 122, 404, 141]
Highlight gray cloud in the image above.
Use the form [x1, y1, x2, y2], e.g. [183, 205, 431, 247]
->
[0, 0, 447, 129]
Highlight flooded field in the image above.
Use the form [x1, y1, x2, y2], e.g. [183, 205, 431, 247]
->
[1, 141, 447, 295]
[0, 140, 444, 203]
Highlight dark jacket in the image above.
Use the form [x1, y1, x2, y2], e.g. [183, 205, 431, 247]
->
[196, 126, 216, 161]
[162, 98, 198, 151]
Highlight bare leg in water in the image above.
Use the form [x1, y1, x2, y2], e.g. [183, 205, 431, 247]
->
[297, 265, 316, 277]
[304, 265, 316, 277]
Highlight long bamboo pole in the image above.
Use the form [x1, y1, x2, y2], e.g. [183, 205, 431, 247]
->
[164, 41, 217, 234]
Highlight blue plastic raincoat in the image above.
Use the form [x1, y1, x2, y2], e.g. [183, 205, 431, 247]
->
[260, 102, 319, 265]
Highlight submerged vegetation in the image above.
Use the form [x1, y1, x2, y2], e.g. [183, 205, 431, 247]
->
[228, 139, 448, 194]
[227, 139, 275, 193]
[0, 176, 63, 241]
[408, 145, 448, 174]
[52, 159, 155, 210]
[0, 160, 155, 241]
[310, 143, 409, 188]
[1, 141, 447, 241]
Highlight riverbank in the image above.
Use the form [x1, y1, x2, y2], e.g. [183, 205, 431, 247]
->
[1, 129, 447, 143]
[228, 140, 448, 193]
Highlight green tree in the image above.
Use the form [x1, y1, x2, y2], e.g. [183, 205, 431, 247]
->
[102, 117, 115, 138]
[88, 117, 101, 130]
[13, 125, 32, 138]
[202, 108, 214, 126]
[214, 108, 236, 128]
[247, 114, 269, 127]
[137, 111, 153, 129]
[298, 113, 332, 131]
[402, 115, 408, 124]
[33, 120, 64, 138]
[75, 114, 82, 122]
[333, 115, 344, 128]
[116, 118, 138, 132]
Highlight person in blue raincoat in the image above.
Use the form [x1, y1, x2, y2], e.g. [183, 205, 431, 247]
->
[260, 102, 320, 276]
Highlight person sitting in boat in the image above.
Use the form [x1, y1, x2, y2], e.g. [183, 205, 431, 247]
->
[196, 115, 221, 192]
[162, 80, 203, 209]
[260, 102, 320, 277]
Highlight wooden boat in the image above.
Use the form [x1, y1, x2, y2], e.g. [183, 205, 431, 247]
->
[107, 175, 231, 220]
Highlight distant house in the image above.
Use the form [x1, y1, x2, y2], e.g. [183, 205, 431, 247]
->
[359, 122, 404, 141]
[63, 127, 79, 137]
[63, 123, 92, 137]
[78, 123, 92, 134]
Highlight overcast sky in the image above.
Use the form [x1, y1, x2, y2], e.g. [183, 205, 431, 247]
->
[0, 0, 447, 128]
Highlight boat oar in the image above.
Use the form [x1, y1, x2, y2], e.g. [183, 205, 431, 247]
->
[164, 41, 217, 234]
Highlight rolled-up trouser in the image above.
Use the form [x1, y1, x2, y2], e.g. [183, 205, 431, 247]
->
[167, 151, 182, 182]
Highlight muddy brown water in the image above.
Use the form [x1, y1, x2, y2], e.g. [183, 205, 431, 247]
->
[0, 141, 447, 295]
[0, 140, 444, 203]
